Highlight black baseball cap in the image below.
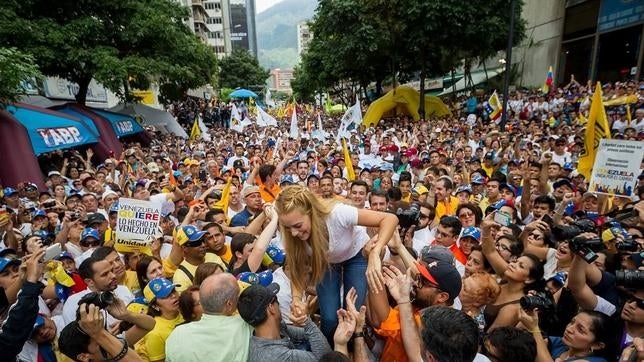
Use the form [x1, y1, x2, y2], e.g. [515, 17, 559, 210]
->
[415, 260, 462, 302]
[237, 283, 280, 326]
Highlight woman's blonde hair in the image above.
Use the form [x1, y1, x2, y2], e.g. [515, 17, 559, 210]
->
[275, 185, 335, 292]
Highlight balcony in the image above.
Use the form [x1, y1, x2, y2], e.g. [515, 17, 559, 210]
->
[192, 0, 206, 11]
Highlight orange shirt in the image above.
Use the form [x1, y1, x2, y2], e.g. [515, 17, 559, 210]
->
[258, 179, 281, 203]
[434, 195, 459, 222]
[374, 306, 421, 362]
[449, 243, 468, 265]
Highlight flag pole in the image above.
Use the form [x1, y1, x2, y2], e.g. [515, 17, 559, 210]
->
[500, 0, 516, 131]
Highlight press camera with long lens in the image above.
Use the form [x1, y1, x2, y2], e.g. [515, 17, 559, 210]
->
[75, 291, 115, 320]
[395, 203, 421, 230]
[615, 270, 644, 290]
[520, 291, 555, 312]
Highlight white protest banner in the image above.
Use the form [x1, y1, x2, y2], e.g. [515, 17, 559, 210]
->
[588, 139, 644, 198]
[115, 198, 161, 254]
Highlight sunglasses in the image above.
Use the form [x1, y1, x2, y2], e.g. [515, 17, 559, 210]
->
[415, 273, 440, 289]
[184, 239, 204, 248]
[627, 295, 644, 309]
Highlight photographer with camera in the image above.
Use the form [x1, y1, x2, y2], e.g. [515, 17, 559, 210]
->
[62, 257, 138, 330]
[58, 303, 143, 362]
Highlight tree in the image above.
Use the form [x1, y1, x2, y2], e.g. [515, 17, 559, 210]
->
[0, 47, 41, 107]
[0, 0, 218, 105]
[218, 48, 270, 90]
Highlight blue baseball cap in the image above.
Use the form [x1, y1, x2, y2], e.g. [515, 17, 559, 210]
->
[563, 162, 574, 171]
[265, 245, 286, 265]
[177, 225, 205, 246]
[455, 184, 473, 195]
[32, 209, 47, 218]
[80, 228, 100, 242]
[379, 163, 394, 172]
[54, 252, 74, 261]
[471, 175, 485, 185]
[143, 278, 179, 302]
[3, 187, 18, 197]
[109, 201, 119, 214]
[461, 226, 481, 242]
[256, 270, 274, 287]
[499, 183, 517, 196]
[280, 175, 295, 185]
[0, 257, 20, 272]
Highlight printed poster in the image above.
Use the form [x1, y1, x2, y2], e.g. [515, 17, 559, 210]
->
[588, 139, 644, 198]
[114, 198, 161, 254]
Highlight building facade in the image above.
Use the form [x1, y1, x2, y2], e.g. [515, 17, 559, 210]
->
[203, 0, 231, 58]
[228, 0, 258, 56]
[297, 21, 313, 58]
[514, 0, 643, 87]
[269, 69, 295, 94]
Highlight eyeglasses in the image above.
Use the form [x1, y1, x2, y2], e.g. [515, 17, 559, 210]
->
[529, 233, 544, 240]
[419, 213, 430, 219]
[459, 212, 474, 218]
[415, 274, 440, 289]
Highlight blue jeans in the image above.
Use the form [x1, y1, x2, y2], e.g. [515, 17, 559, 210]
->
[316, 251, 368, 343]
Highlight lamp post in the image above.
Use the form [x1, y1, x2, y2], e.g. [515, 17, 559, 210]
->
[499, 0, 515, 130]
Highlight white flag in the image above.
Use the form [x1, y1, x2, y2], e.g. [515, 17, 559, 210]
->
[317, 112, 323, 130]
[289, 106, 299, 139]
[197, 116, 211, 141]
[335, 99, 362, 143]
[257, 106, 278, 127]
[230, 104, 244, 133]
[265, 88, 275, 107]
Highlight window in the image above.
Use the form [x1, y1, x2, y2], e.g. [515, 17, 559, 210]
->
[207, 17, 222, 24]
[205, 2, 221, 10]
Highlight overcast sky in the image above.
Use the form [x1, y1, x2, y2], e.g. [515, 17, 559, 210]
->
[256, 0, 283, 13]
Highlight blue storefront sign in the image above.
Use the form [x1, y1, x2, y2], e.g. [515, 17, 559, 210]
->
[597, 0, 644, 32]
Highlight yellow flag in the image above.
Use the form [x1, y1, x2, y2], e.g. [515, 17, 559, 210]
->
[627, 104, 632, 125]
[213, 177, 233, 220]
[578, 82, 611, 179]
[342, 138, 355, 181]
[190, 116, 201, 140]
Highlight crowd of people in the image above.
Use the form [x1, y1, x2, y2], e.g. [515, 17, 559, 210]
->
[0, 77, 644, 362]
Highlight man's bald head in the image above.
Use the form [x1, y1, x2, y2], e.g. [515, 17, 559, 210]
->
[199, 273, 239, 315]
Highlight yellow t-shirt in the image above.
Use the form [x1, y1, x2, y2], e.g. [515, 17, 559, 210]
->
[123, 270, 140, 295]
[173, 253, 226, 293]
[214, 244, 233, 265]
[135, 314, 184, 361]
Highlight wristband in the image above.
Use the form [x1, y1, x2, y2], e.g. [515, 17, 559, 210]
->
[353, 332, 365, 338]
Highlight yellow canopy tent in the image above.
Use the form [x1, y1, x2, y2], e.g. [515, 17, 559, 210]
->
[362, 86, 451, 127]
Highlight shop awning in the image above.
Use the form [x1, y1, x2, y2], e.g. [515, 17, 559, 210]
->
[438, 67, 505, 96]
[90, 108, 145, 138]
[6, 103, 99, 155]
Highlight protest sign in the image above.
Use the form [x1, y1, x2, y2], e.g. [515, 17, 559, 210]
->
[114, 198, 161, 254]
[588, 139, 644, 198]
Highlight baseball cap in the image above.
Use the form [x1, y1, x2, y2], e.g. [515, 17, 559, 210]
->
[499, 183, 517, 196]
[455, 184, 473, 195]
[582, 192, 598, 200]
[264, 245, 286, 265]
[32, 209, 47, 218]
[484, 152, 494, 159]
[420, 245, 455, 265]
[412, 185, 429, 195]
[3, 187, 17, 197]
[102, 190, 118, 202]
[147, 162, 160, 173]
[279, 175, 295, 185]
[547, 271, 568, 287]
[237, 283, 280, 326]
[85, 213, 107, 226]
[80, 228, 100, 243]
[48, 171, 62, 177]
[0, 257, 21, 273]
[127, 297, 149, 315]
[176, 225, 206, 246]
[0, 248, 17, 258]
[257, 270, 274, 287]
[415, 260, 462, 301]
[553, 178, 573, 190]
[471, 175, 485, 185]
[143, 278, 179, 302]
[379, 163, 394, 172]
[242, 185, 260, 198]
[461, 226, 481, 242]
[109, 201, 120, 214]
[54, 252, 74, 261]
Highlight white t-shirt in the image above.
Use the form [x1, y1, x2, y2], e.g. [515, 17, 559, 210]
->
[326, 204, 369, 264]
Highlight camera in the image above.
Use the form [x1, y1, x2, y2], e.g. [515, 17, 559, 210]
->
[78, 291, 114, 310]
[395, 203, 421, 229]
[520, 291, 555, 311]
[552, 218, 596, 241]
[69, 211, 80, 221]
[615, 270, 644, 290]
[569, 235, 605, 263]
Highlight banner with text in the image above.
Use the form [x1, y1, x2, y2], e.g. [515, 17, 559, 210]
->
[589, 139, 644, 198]
[114, 198, 161, 254]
